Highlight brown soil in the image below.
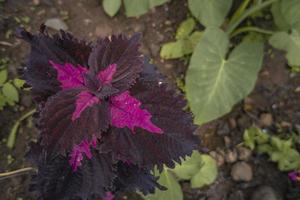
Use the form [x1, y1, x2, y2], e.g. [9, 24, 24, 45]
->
[0, 0, 299, 200]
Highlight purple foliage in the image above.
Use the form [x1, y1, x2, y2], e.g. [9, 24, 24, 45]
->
[17, 25, 198, 200]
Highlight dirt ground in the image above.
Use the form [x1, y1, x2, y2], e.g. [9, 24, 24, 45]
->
[0, 0, 300, 200]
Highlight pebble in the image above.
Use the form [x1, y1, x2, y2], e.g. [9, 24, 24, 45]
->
[225, 149, 238, 164]
[259, 113, 273, 127]
[32, 0, 40, 5]
[45, 18, 68, 30]
[281, 121, 291, 128]
[237, 147, 252, 161]
[224, 136, 231, 147]
[228, 118, 237, 129]
[251, 186, 278, 200]
[209, 151, 225, 166]
[231, 162, 253, 182]
[164, 63, 173, 69]
[133, 24, 146, 33]
[228, 190, 244, 200]
[164, 20, 172, 25]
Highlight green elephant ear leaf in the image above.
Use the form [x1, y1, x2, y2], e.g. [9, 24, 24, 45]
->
[280, 0, 300, 32]
[190, 155, 218, 188]
[124, 0, 169, 17]
[176, 18, 196, 40]
[0, 69, 7, 86]
[160, 40, 187, 59]
[271, 2, 290, 31]
[269, 30, 300, 66]
[171, 151, 202, 180]
[2, 82, 19, 106]
[143, 168, 183, 200]
[102, 0, 122, 17]
[186, 28, 263, 124]
[188, 0, 232, 27]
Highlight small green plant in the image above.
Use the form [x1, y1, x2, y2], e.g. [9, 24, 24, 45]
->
[244, 126, 300, 171]
[142, 151, 218, 200]
[269, 0, 300, 66]
[102, 0, 170, 17]
[160, 18, 202, 59]
[0, 58, 24, 110]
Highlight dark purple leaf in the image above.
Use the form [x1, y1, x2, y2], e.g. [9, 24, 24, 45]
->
[69, 136, 97, 172]
[110, 91, 163, 134]
[30, 146, 115, 200]
[49, 61, 87, 90]
[40, 88, 110, 153]
[100, 81, 198, 170]
[88, 34, 143, 92]
[113, 162, 166, 195]
[97, 63, 117, 84]
[16, 26, 91, 102]
[72, 91, 100, 121]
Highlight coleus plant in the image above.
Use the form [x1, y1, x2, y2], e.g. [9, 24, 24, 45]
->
[16, 25, 198, 200]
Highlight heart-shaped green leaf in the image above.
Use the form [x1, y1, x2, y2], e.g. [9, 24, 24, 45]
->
[2, 82, 19, 105]
[0, 69, 7, 86]
[171, 150, 202, 180]
[102, 0, 122, 17]
[176, 18, 196, 40]
[280, 0, 300, 32]
[13, 78, 25, 89]
[143, 168, 183, 200]
[188, 0, 232, 27]
[271, 2, 290, 31]
[186, 28, 263, 124]
[160, 40, 187, 59]
[269, 30, 300, 66]
[190, 155, 218, 188]
[124, 0, 169, 17]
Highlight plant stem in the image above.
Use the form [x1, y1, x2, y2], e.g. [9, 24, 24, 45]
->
[6, 108, 36, 149]
[229, 0, 252, 25]
[230, 26, 275, 38]
[0, 167, 35, 180]
[226, 0, 278, 35]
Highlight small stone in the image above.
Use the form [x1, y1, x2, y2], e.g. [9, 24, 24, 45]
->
[164, 63, 173, 69]
[295, 86, 300, 93]
[228, 191, 244, 200]
[259, 113, 273, 127]
[209, 151, 225, 166]
[133, 24, 146, 33]
[45, 18, 68, 30]
[165, 20, 172, 25]
[231, 162, 253, 182]
[32, 0, 40, 5]
[228, 118, 237, 129]
[217, 122, 230, 136]
[83, 19, 92, 26]
[251, 186, 278, 200]
[224, 136, 231, 147]
[237, 147, 252, 161]
[225, 149, 238, 164]
[281, 121, 291, 128]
